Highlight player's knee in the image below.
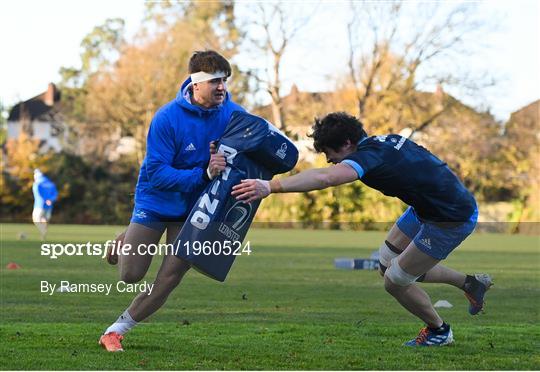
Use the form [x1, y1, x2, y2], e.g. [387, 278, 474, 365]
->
[165, 274, 182, 290]
[383, 275, 400, 295]
[120, 270, 146, 284]
[156, 263, 190, 291]
[384, 258, 419, 291]
[155, 272, 184, 294]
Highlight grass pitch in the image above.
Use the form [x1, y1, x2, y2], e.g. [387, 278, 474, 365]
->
[1, 223, 539, 370]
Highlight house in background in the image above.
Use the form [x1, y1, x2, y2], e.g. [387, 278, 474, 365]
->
[253, 84, 335, 163]
[6, 83, 138, 160]
[7, 83, 65, 152]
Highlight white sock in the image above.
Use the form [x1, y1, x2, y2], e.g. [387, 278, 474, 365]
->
[104, 309, 137, 335]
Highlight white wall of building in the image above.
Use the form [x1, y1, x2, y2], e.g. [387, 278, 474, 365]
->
[7, 120, 63, 152]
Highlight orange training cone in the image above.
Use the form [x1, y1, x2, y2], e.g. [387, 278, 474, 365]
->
[6, 262, 21, 270]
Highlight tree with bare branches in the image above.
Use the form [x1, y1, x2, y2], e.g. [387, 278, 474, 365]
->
[59, 1, 245, 165]
[345, 1, 494, 136]
[241, 2, 313, 135]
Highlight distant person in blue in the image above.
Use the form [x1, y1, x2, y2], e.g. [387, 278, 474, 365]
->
[232, 112, 493, 347]
[99, 50, 244, 352]
[32, 169, 58, 240]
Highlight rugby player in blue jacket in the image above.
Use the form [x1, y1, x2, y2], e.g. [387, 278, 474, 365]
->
[232, 112, 493, 347]
[100, 50, 244, 352]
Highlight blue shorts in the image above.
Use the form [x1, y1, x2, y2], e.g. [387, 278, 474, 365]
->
[130, 207, 186, 233]
[396, 205, 478, 260]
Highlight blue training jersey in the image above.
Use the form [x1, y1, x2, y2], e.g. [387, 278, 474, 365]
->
[342, 135, 476, 223]
[32, 176, 58, 210]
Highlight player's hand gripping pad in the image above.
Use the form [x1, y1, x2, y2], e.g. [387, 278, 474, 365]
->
[174, 111, 299, 281]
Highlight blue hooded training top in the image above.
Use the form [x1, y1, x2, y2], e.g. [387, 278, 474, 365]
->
[33, 175, 58, 210]
[134, 77, 245, 218]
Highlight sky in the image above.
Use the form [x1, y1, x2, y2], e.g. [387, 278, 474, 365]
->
[0, 0, 538, 122]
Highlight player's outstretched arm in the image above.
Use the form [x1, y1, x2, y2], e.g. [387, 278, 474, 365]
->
[232, 163, 358, 203]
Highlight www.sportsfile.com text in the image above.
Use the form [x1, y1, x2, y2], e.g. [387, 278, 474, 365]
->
[40, 240, 252, 260]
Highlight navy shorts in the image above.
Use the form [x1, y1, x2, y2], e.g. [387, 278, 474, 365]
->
[396, 205, 478, 260]
[130, 207, 185, 233]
